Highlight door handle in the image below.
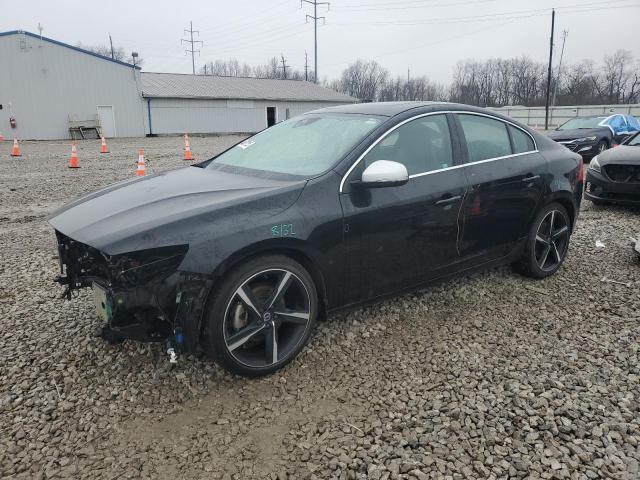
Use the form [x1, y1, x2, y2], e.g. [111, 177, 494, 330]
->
[522, 175, 540, 182]
[435, 195, 462, 206]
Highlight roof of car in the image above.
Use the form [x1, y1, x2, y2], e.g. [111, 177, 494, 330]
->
[312, 101, 452, 117]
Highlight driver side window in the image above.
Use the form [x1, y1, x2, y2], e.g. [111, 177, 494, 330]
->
[363, 114, 453, 176]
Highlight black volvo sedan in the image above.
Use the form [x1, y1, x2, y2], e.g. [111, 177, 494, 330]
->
[49, 102, 584, 377]
[585, 131, 640, 205]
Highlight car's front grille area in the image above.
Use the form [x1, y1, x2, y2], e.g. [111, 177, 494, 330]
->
[604, 164, 640, 183]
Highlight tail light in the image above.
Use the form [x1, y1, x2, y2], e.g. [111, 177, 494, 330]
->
[577, 160, 585, 182]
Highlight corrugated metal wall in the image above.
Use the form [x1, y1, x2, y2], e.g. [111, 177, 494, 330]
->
[0, 33, 146, 139]
[490, 104, 640, 129]
[146, 98, 351, 135]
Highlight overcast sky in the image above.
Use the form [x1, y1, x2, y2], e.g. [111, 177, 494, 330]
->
[4, 0, 640, 84]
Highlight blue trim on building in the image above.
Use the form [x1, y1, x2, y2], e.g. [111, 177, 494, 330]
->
[0, 30, 141, 70]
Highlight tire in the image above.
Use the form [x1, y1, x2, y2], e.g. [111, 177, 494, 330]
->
[515, 202, 571, 279]
[204, 254, 318, 377]
[596, 140, 608, 154]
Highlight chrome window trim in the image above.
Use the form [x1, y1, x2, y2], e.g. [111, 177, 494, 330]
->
[408, 151, 539, 179]
[339, 110, 538, 193]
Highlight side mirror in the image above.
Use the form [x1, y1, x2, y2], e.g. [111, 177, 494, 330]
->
[353, 160, 409, 189]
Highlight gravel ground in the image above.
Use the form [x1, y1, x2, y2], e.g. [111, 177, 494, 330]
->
[1, 137, 639, 480]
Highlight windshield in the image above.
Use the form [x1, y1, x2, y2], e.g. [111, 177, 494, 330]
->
[212, 113, 384, 176]
[557, 116, 606, 131]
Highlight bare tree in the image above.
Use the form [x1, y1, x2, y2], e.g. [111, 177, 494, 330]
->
[336, 60, 389, 102]
[78, 43, 143, 66]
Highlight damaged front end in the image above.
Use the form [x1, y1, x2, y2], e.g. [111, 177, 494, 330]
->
[54, 231, 211, 354]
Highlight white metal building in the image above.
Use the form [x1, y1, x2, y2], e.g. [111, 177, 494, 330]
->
[0, 30, 146, 140]
[141, 73, 356, 135]
[0, 30, 355, 140]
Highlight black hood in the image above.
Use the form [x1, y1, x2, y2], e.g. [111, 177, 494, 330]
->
[547, 127, 610, 142]
[48, 166, 306, 254]
[595, 145, 640, 165]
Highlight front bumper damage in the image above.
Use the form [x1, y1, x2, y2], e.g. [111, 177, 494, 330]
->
[54, 231, 211, 354]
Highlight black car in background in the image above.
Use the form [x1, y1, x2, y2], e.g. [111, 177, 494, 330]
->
[547, 115, 614, 160]
[585, 131, 640, 205]
[49, 102, 584, 377]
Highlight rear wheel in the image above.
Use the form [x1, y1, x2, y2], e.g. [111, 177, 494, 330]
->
[204, 255, 318, 377]
[515, 203, 571, 279]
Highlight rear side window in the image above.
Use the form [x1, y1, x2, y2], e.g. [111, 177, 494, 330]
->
[458, 114, 512, 162]
[509, 125, 535, 153]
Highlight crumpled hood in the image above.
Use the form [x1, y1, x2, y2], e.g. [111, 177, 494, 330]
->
[596, 145, 640, 165]
[547, 127, 609, 141]
[48, 166, 306, 254]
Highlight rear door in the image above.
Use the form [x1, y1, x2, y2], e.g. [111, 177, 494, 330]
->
[454, 113, 546, 262]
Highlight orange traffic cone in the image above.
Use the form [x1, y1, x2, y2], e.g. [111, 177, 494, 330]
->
[136, 149, 146, 177]
[183, 134, 194, 161]
[0, 132, 5, 142]
[11, 138, 22, 157]
[68, 143, 80, 168]
[100, 136, 109, 154]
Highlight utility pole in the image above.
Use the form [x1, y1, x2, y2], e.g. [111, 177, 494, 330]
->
[204, 64, 208, 75]
[109, 33, 114, 59]
[182, 21, 203, 75]
[302, 0, 330, 84]
[278, 54, 290, 79]
[552, 30, 568, 108]
[407, 67, 410, 83]
[544, 9, 555, 130]
[304, 51, 309, 81]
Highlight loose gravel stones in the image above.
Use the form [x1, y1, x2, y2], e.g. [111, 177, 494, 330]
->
[1, 139, 639, 479]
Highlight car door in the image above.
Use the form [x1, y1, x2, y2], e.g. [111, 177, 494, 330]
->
[454, 113, 546, 262]
[339, 113, 467, 299]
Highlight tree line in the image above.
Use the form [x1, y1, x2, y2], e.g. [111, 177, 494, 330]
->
[81, 41, 638, 106]
[448, 50, 639, 106]
[198, 50, 640, 107]
[198, 57, 315, 83]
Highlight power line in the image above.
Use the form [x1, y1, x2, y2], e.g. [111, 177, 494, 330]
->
[302, 0, 330, 84]
[333, 0, 636, 26]
[201, 25, 309, 59]
[181, 21, 203, 75]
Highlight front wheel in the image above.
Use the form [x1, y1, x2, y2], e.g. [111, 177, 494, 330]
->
[515, 203, 571, 279]
[596, 140, 608, 154]
[204, 255, 318, 377]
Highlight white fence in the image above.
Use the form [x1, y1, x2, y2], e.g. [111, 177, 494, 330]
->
[490, 104, 640, 129]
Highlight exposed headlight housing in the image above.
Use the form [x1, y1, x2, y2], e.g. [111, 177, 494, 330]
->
[589, 155, 601, 173]
[109, 245, 189, 287]
[574, 136, 597, 143]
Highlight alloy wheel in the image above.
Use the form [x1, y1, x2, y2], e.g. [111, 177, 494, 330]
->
[534, 210, 569, 271]
[598, 142, 607, 153]
[223, 269, 311, 368]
